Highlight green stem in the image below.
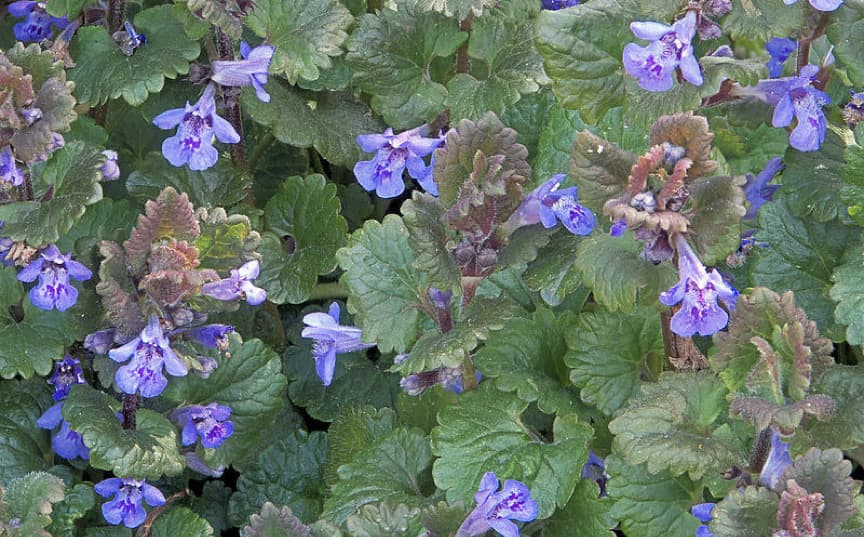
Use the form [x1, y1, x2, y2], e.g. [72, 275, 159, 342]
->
[309, 281, 348, 300]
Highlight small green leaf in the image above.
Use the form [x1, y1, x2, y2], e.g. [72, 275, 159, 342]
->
[45, 0, 87, 17]
[0, 379, 53, 485]
[431, 383, 592, 518]
[3, 472, 65, 537]
[801, 365, 864, 454]
[828, 2, 864, 87]
[391, 328, 477, 374]
[780, 129, 850, 223]
[258, 175, 347, 304]
[62, 385, 185, 480]
[565, 305, 664, 416]
[533, 102, 589, 182]
[724, 0, 808, 40]
[345, 503, 423, 537]
[126, 155, 250, 208]
[569, 130, 635, 214]
[324, 407, 397, 487]
[228, 431, 327, 527]
[47, 483, 96, 537]
[150, 507, 215, 537]
[68, 6, 200, 106]
[401, 192, 460, 290]
[831, 238, 864, 345]
[242, 503, 312, 537]
[540, 479, 616, 537]
[336, 216, 429, 353]
[0, 142, 103, 245]
[686, 175, 747, 265]
[606, 455, 701, 537]
[523, 232, 585, 306]
[710, 486, 779, 537]
[841, 143, 864, 226]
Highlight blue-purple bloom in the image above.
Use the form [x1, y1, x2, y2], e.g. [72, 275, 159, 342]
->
[581, 451, 608, 497]
[660, 235, 738, 337]
[211, 42, 275, 103]
[37, 402, 89, 460]
[108, 314, 188, 398]
[114, 21, 146, 56]
[301, 302, 374, 386]
[152, 83, 240, 171]
[17, 244, 92, 311]
[455, 472, 538, 537]
[610, 219, 627, 237]
[100, 150, 120, 181]
[49, 356, 85, 401]
[510, 174, 596, 235]
[8, 1, 68, 42]
[743, 157, 783, 220]
[540, 0, 579, 8]
[189, 324, 233, 350]
[760, 428, 793, 491]
[623, 11, 702, 92]
[0, 146, 24, 186]
[766, 38, 797, 78]
[174, 402, 234, 449]
[201, 260, 266, 305]
[95, 478, 165, 529]
[782, 0, 842, 11]
[354, 125, 443, 198]
[691, 502, 715, 537]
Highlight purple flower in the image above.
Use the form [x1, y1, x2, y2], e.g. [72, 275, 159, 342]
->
[84, 328, 117, 354]
[100, 150, 120, 181]
[8, 1, 68, 42]
[49, 356, 85, 401]
[0, 146, 24, 186]
[659, 235, 738, 337]
[581, 451, 608, 497]
[353, 125, 443, 198]
[108, 314, 188, 398]
[766, 38, 797, 78]
[455, 472, 538, 537]
[211, 41, 274, 103]
[16, 244, 92, 311]
[509, 174, 596, 235]
[759, 428, 792, 491]
[152, 83, 239, 171]
[36, 402, 89, 461]
[200, 260, 266, 305]
[783, 0, 842, 11]
[114, 21, 146, 56]
[301, 302, 374, 386]
[691, 503, 715, 537]
[541, 0, 579, 9]
[743, 157, 783, 220]
[623, 11, 702, 92]
[173, 402, 234, 449]
[189, 324, 233, 350]
[610, 219, 627, 237]
[95, 478, 165, 529]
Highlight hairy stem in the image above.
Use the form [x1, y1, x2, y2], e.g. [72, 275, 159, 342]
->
[107, 0, 126, 34]
[456, 13, 474, 74]
[212, 28, 248, 170]
[135, 490, 188, 537]
[796, 38, 811, 74]
[122, 394, 140, 430]
[660, 308, 709, 371]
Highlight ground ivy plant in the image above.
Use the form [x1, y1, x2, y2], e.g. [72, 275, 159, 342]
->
[0, 0, 863, 536]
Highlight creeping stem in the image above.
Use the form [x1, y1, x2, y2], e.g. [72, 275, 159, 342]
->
[107, 0, 126, 34]
[456, 13, 474, 74]
[212, 28, 248, 168]
[122, 394, 140, 430]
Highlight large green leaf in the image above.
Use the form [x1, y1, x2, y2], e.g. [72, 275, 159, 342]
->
[686, 175, 747, 265]
[68, 6, 200, 106]
[831, 239, 864, 345]
[0, 142, 103, 245]
[345, 503, 423, 537]
[779, 129, 850, 223]
[2, 472, 66, 537]
[842, 143, 864, 226]
[540, 479, 616, 537]
[533, 103, 589, 182]
[723, 0, 808, 40]
[431, 383, 592, 518]
[401, 192, 460, 290]
[259, 175, 347, 304]
[710, 486, 779, 537]
[565, 305, 664, 416]
[151, 507, 215, 537]
[0, 379, 53, 485]
[241, 503, 312, 537]
[245, 0, 352, 84]
[47, 483, 95, 537]
[568, 130, 634, 213]
[228, 431, 328, 526]
[800, 365, 864, 455]
[62, 385, 185, 480]
[828, 2, 864, 87]
[126, 155, 250, 209]
[523, 232, 586, 307]
[336, 216, 429, 353]
[324, 407, 397, 487]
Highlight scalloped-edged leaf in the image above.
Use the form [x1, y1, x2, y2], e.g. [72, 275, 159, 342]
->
[246, 0, 352, 84]
[258, 175, 347, 304]
[62, 384, 185, 480]
[711, 486, 779, 537]
[324, 407, 397, 487]
[0, 142, 103, 244]
[842, 143, 864, 226]
[126, 155, 250, 209]
[830, 242, 864, 345]
[242, 503, 312, 537]
[123, 186, 200, 274]
[827, 2, 864, 87]
[3, 472, 65, 537]
[779, 129, 849, 223]
[474, 308, 577, 415]
[608, 371, 746, 480]
[195, 210, 260, 273]
[391, 328, 477, 374]
[68, 6, 200, 106]
[346, 503, 423, 537]
[336, 215, 429, 353]
[431, 383, 592, 518]
[751, 199, 859, 341]
[540, 479, 616, 537]
[401, 192, 460, 290]
[55, 198, 137, 268]
[47, 483, 95, 537]
[0, 379, 52, 485]
[523, 232, 585, 306]
[533, 101, 589, 182]
[606, 455, 701, 537]
[324, 427, 434, 525]
[151, 507, 214, 537]
[345, 0, 465, 129]
[800, 365, 864, 454]
[565, 305, 663, 416]
[162, 336, 286, 470]
[710, 118, 790, 176]
[785, 448, 857, 534]
[228, 431, 328, 527]
[686, 175, 747, 265]
[178, 0, 244, 39]
[575, 231, 677, 313]
[725, 0, 808, 38]
[569, 130, 634, 213]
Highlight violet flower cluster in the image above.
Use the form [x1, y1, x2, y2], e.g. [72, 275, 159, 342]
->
[783, 0, 842, 11]
[743, 157, 783, 220]
[455, 472, 538, 537]
[7, 1, 68, 42]
[623, 11, 702, 92]
[174, 402, 234, 449]
[354, 125, 443, 198]
[95, 478, 165, 529]
[108, 314, 189, 398]
[691, 502, 715, 537]
[211, 41, 275, 103]
[36, 357, 89, 461]
[201, 259, 267, 305]
[760, 428, 793, 491]
[301, 302, 374, 386]
[0, 146, 25, 186]
[766, 38, 797, 78]
[17, 244, 92, 312]
[540, 0, 579, 9]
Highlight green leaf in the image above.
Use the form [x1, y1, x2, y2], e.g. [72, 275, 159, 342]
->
[565, 305, 664, 416]
[241, 503, 312, 537]
[324, 427, 434, 525]
[785, 448, 857, 534]
[540, 479, 616, 537]
[828, 2, 864, 87]
[188, 481, 232, 536]
[799, 366, 864, 455]
[0, 380, 52, 485]
[345, 503, 423, 537]
[150, 507, 215, 537]
[499, 89, 554, 162]
[751, 199, 860, 341]
[606, 455, 701, 537]
[780, 129, 850, 223]
[724, 0, 808, 41]
[336, 215, 429, 353]
[474, 309, 578, 415]
[569, 130, 635, 214]
[246, 0, 352, 84]
[345, 1, 466, 128]
[391, 328, 477, 374]
[842, 143, 864, 226]
[832, 243, 864, 345]
[62, 385, 185, 480]
[47, 483, 96, 537]
[710, 486, 779, 537]
[444, 0, 547, 121]
[523, 232, 585, 307]
[431, 383, 592, 518]
[195, 210, 261, 273]
[324, 407, 397, 486]
[228, 431, 327, 527]
[575, 232, 677, 313]
[163, 337, 286, 470]
[258, 175, 347, 304]
[55, 198, 137, 267]
[126, 155, 250, 208]
[45, 0, 87, 18]
[68, 6, 200, 106]
[686, 175, 747, 265]
[0, 142, 103, 244]
[710, 119, 790, 176]
[401, 192, 460, 290]
[3, 472, 65, 537]
[608, 371, 745, 480]
[533, 102, 589, 182]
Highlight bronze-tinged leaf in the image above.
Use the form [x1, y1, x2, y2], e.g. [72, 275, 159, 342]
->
[649, 112, 717, 180]
[95, 240, 144, 338]
[124, 187, 200, 274]
[782, 448, 857, 535]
